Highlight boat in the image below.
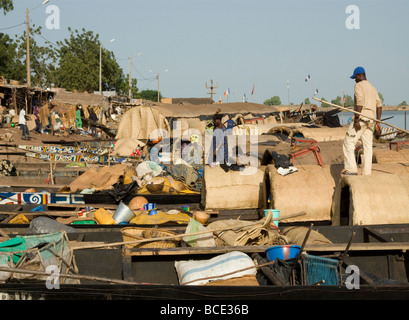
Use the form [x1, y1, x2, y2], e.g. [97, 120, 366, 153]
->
[1, 222, 409, 300]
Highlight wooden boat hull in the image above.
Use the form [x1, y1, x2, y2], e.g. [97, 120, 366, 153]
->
[0, 283, 408, 300]
[25, 151, 126, 163]
[18, 145, 110, 155]
[1, 224, 409, 299]
[0, 191, 201, 205]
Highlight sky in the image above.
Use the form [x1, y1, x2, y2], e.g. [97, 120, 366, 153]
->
[1, 0, 408, 105]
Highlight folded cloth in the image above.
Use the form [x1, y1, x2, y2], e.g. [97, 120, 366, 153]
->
[277, 166, 298, 176]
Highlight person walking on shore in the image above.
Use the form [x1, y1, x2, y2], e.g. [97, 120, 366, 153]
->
[342, 66, 382, 175]
[19, 107, 30, 140]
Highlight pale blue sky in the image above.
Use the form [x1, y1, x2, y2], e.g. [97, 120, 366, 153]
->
[1, 0, 408, 105]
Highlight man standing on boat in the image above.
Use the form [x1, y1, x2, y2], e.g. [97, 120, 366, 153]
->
[342, 67, 382, 175]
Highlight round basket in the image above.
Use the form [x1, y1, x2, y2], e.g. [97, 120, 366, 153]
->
[120, 227, 180, 248]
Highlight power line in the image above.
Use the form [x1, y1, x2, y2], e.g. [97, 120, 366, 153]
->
[36, 33, 59, 47]
[131, 62, 156, 81]
[0, 21, 25, 31]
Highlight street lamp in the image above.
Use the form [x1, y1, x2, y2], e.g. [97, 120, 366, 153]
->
[99, 38, 115, 96]
[26, 0, 50, 87]
[149, 68, 168, 102]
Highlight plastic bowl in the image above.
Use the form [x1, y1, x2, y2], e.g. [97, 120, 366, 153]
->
[265, 245, 301, 261]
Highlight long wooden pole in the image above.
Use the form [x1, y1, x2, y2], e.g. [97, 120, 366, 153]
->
[74, 211, 307, 250]
[0, 266, 148, 285]
[312, 97, 409, 135]
[26, 8, 31, 87]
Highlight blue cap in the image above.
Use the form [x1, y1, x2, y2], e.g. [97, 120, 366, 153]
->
[350, 66, 365, 79]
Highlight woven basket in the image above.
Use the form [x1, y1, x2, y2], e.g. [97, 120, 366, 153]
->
[120, 227, 180, 248]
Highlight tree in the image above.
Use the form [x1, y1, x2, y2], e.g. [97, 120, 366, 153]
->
[398, 101, 408, 106]
[344, 94, 354, 107]
[117, 75, 139, 98]
[263, 96, 281, 105]
[137, 89, 161, 102]
[0, 0, 13, 15]
[304, 98, 311, 104]
[0, 32, 25, 81]
[320, 97, 330, 108]
[331, 96, 342, 106]
[55, 28, 124, 93]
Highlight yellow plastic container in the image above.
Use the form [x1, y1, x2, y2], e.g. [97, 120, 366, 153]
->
[94, 208, 116, 225]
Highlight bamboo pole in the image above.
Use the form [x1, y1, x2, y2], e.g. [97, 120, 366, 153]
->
[0, 265, 150, 285]
[312, 97, 409, 135]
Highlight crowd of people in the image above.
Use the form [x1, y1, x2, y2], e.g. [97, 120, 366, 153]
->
[17, 98, 100, 140]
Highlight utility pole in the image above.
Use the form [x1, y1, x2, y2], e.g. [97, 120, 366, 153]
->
[157, 72, 160, 102]
[99, 43, 102, 95]
[26, 8, 31, 87]
[206, 79, 218, 101]
[129, 57, 132, 99]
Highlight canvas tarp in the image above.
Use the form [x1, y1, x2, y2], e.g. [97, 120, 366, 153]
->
[267, 164, 343, 223]
[53, 91, 110, 111]
[201, 166, 265, 210]
[63, 163, 136, 193]
[111, 138, 146, 156]
[148, 102, 281, 118]
[115, 106, 171, 140]
[115, 102, 283, 140]
[294, 126, 348, 142]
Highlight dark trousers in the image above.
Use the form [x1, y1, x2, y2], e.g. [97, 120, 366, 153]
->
[21, 124, 30, 139]
[34, 119, 42, 133]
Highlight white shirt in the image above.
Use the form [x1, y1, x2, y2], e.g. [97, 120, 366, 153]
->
[19, 109, 26, 125]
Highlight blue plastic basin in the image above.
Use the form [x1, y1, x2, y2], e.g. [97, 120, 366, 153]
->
[265, 245, 301, 261]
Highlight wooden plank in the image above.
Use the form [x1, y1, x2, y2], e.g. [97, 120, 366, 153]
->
[123, 245, 271, 257]
[305, 242, 409, 252]
[123, 242, 409, 257]
[69, 241, 108, 249]
[0, 211, 80, 217]
[121, 255, 134, 282]
[46, 203, 118, 209]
